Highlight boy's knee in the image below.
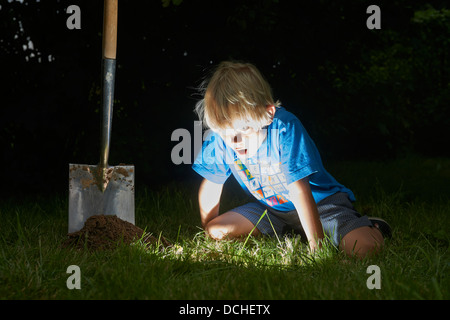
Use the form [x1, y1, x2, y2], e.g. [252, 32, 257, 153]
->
[358, 237, 384, 256]
[205, 222, 229, 240]
[341, 238, 381, 257]
[340, 227, 384, 257]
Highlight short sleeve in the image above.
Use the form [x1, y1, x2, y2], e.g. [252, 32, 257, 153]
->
[279, 117, 320, 185]
[192, 131, 231, 184]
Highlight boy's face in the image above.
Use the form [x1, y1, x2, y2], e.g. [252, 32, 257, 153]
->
[219, 119, 267, 160]
[217, 105, 276, 160]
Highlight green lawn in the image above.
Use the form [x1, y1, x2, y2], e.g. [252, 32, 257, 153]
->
[0, 156, 448, 300]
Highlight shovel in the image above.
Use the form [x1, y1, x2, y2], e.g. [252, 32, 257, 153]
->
[68, 0, 134, 233]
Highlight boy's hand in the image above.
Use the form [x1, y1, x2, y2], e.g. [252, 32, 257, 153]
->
[307, 237, 325, 256]
[308, 238, 322, 253]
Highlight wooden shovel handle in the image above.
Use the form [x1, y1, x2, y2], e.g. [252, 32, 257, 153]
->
[102, 0, 118, 59]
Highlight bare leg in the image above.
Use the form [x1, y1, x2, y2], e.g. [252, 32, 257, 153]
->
[339, 226, 384, 258]
[206, 211, 385, 259]
[205, 211, 260, 240]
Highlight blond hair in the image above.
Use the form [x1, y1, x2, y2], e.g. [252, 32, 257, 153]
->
[195, 61, 280, 132]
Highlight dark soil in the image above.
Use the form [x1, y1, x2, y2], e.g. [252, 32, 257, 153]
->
[63, 215, 170, 250]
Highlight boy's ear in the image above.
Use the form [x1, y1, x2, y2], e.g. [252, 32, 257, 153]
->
[266, 105, 276, 122]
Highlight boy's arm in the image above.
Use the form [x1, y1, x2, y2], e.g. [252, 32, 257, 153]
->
[198, 178, 224, 228]
[287, 177, 324, 252]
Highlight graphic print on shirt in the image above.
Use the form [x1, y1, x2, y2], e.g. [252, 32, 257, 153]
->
[234, 155, 290, 208]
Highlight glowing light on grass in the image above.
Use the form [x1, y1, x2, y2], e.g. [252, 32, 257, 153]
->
[133, 227, 337, 270]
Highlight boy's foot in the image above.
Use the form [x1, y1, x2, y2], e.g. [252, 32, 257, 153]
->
[369, 217, 392, 239]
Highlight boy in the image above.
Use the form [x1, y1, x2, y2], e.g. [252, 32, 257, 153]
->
[192, 61, 391, 258]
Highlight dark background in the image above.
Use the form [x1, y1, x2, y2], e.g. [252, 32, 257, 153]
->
[1, 0, 449, 198]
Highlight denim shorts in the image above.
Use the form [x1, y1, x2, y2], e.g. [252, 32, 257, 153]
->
[231, 192, 373, 247]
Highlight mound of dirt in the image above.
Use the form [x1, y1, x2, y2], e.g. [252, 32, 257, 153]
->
[63, 215, 170, 250]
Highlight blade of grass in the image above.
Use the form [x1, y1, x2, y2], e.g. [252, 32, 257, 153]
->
[265, 209, 282, 246]
[239, 210, 268, 256]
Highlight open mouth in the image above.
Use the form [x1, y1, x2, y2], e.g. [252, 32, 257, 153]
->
[236, 148, 248, 156]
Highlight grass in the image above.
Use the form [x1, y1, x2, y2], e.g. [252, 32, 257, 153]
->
[0, 156, 449, 300]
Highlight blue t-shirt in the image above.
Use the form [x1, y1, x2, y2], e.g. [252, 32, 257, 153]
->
[192, 107, 355, 212]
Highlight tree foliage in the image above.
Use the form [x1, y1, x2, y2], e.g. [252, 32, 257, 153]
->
[0, 0, 448, 195]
